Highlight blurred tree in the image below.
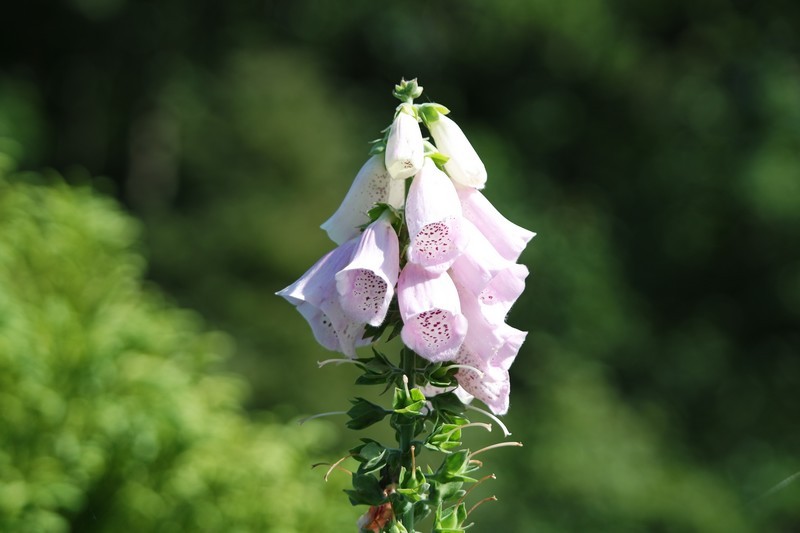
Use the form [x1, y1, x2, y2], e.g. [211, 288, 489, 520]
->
[0, 153, 355, 532]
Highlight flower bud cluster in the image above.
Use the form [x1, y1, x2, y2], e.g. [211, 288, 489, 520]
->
[277, 80, 534, 417]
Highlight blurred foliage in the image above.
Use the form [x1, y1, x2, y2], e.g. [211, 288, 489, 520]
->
[0, 158, 354, 531]
[2, 0, 800, 531]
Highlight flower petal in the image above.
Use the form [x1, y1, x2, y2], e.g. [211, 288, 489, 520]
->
[335, 213, 400, 326]
[276, 239, 367, 357]
[406, 158, 470, 272]
[429, 114, 487, 189]
[321, 155, 404, 245]
[385, 111, 424, 180]
[456, 184, 535, 262]
[455, 347, 511, 415]
[450, 221, 528, 323]
[398, 263, 468, 362]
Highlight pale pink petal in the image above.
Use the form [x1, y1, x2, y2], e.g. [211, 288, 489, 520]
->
[455, 347, 511, 415]
[385, 111, 424, 180]
[451, 310, 526, 415]
[428, 114, 487, 189]
[276, 239, 367, 357]
[296, 302, 340, 352]
[452, 299, 526, 416]
[398, 263, 468, 362]
[456, 184, 535, 262]
[335, 213, 400, 326]
[450, 222, 529, 324]
[321, 155, 405, 245]
[406, 158, 470, 273]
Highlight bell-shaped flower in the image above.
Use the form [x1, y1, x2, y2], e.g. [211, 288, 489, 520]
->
[405, 157, 470, 273]
[449, 220, 528, 324]
[456, 184, 535, 262]
[385, 110, 424, 180]
[276, 239, 367, 357]
[398, 262, 468, 362]
[321, 155, 405, 245]
[428, 114, 487, 189]
[335, 212, 400, 327]
[452, 283, 527, 414]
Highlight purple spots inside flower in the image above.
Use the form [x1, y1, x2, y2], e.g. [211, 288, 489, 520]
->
[479, 289, 496, 305]
[414, 221, 452, 261]
[412, 309, 455, 353]
[351, 269, 388, 316]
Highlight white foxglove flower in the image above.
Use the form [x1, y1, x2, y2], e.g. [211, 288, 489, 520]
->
[428, 114, 487, 189]
[276, 239, 367, 357]
[397, 262, 468, 362]
[321, 155, 404, 245]
[335, 212, 399, 326]
[384, 111, 424, 180]
[456, 184, 535, 262]
[405, 157, 470, 273]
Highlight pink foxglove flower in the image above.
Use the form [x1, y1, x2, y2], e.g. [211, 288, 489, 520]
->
[453, 284, 527, 414]
[428, 114, 487, 189]
[335, 212, 400, 327]
[450, 220, 528, 324]
[456, 184, 535, 262]
[405, 157, 470, 273]
[451, 281, 526, 414]
[276, 239, 367, 357]
[384, 110, 424, 180]
[398, 262, 468, 362]
[321, 155, 404, 245]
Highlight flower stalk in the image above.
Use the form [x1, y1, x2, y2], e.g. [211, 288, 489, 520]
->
[277, 78, 535, 532]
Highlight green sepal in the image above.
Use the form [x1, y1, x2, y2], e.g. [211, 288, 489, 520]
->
[430, 480, 465, 504]
[387, 522, 409, 533]
[396, 466, 428, 502]
[425, 423, 463, 453]
[365, 202, 403, 228]
[393, 387, 426, 415]
[424, 362, 459, 388]
[431, 451, 477, 483]
[428, 392, 467, 425]
[428, 149, 450, 171]
[417, 102, 450, 127]
[346, 398, 390, 430]
[345, 472, 387, 506]
[368, 137, 387, 155]
[433, 502, 468, 533]
[393, 78, 424, 103]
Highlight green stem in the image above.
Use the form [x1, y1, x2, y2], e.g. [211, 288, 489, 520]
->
[399, 347, 416, 532]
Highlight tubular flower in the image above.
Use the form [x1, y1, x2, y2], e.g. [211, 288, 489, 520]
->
[321, 155, 405, 245]
[455, 183, 535, 262]
[335, 212, 400, 327]
[385, 110, 424, 180]
[398, 262, 468, 362]
[449, 220, 529, 325]
[276, 239, 367, 357]
[405, 157, 470, 273]
[428, 114, 487, 189]
[452, 283, 527, 415]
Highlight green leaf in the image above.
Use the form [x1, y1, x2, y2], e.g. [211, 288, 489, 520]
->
[346, 398, 390, 430]
[345, 473, 387, 506]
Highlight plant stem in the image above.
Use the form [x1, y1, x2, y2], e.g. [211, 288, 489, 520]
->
[399, 347, 416, 532]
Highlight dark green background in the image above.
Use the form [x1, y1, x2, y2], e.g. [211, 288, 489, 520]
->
[1, 0, 799, 531]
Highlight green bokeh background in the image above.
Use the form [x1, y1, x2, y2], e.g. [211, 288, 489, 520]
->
[1, 1, 799, 531]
